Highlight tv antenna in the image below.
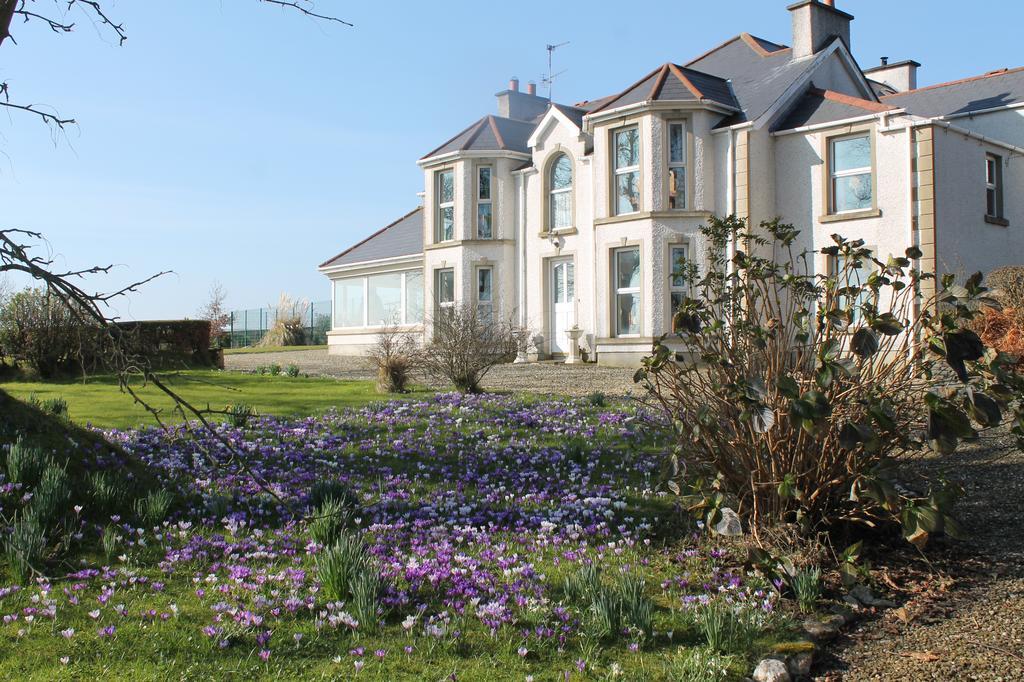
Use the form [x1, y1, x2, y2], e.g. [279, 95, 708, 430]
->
[542, 41, 569, 100]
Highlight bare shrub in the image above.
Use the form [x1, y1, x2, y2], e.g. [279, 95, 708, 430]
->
[197, 281, 230, 348]
[367, 320, 418, 394]
[256, 294, 307, 347]
[420, 304, 528, 394]
[636, 216, 1024, 546]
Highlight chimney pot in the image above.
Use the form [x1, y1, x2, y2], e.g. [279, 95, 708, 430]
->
[526, 81, 537, 96]
[789, 0, 853, 59]
[509, 77, 519, 92]
[881, 56, 889, 66]
[823, 0, 834, 6]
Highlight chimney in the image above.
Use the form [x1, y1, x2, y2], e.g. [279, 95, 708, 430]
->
[863, 58, 922, 92]
[788, 0, 853, 59]
[496, 77, 548, 121]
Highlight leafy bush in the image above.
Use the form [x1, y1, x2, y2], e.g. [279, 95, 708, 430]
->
[636, 216, 1024, 544]
[5, 511, 46, 583]
[284, 364, 300, 378]
[420, 304, 530, 393]
[0, 288, 97, 378]
[134, 488, 174, 526]
[5, 437, 50, 487]
[267, 363, 282, 376]
[226, 403, 257, 428]
[367, 320, 418, 394]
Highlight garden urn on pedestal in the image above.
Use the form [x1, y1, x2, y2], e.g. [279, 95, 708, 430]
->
[565, 326, 584, 364]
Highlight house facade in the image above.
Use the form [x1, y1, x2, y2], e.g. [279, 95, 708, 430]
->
[319, 0, 1024, 366]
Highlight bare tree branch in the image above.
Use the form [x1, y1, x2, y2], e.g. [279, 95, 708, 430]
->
[258, 0, 353, 26]
[15, 8, 74, 34]
[0, 82, 75, 129]
[66, 0, 125, 45]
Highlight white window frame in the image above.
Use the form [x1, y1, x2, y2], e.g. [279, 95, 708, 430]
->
[477, 166, 493, 239]
[332, 269, 422, 329]
[435, 267, 455, 315]
[612, 126, 641, 216]
[667, 121, 687, 210]
[476, 266, 494, 321]
[828, 133, 873, 215]
[613, 246, 642, 337]
[548, 153, 573, 231]
[986, 153, 1004, 220]
[436, 169, 455, 242]
[668, 244, 689, 331]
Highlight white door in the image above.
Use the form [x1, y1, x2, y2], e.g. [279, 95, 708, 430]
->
[550, 259, 575, 354]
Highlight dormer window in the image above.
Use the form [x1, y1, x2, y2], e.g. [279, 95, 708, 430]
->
[613, 127, 641, 216]
[549, 153, 573, 231]
[477, 166, 493, 239]
[668, 122, 687, 210]
[436, 169, 455, 242]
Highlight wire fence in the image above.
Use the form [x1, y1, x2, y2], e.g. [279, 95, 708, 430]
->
[226, 300, 331, 348]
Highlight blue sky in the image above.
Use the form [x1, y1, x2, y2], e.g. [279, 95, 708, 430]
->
[2, 0, 1021, 319]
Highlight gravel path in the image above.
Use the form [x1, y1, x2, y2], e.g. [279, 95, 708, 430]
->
[224, 348, 642, 397]
[818, 433, 1024, 681]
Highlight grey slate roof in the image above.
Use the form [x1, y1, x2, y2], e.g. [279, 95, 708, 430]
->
[774, 87, 895, 131]
[588, 63, 739, 114]
[420, 115, 536, 160]
[320, 208, 423, 269]
[550, 103, 586, 128]
[881, 67, 1024, 118]
[687, 33, 823, 126]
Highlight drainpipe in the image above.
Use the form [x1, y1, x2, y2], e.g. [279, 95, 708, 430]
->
[514, 170, 529, 362]
[726, 128, 737, 275]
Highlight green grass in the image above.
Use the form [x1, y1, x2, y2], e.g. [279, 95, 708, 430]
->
[0, 370, 418, 429]
[224, 345, 328, 355]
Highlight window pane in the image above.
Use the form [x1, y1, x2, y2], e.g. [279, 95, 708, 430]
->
[669, 167, 686, 209]
[334, 278, 364, 328]
[566, 263, 575, 301]
[405, 270, 424, 324]
[367, 273, 402, 325]
[671, 247, 688, 288]
[671, 292, 686, 331]
[986, 157, 997, 185]
[987, 188, 998, 217]
[832, 136, 870, 172]
[614, 128, 639, 168]
[437, 270, 454, 304]
[551, 191, 572, 230]
[616, 172, 640, 214]
[616, 248, 640, 289]
[439, 170, 454, 203]
[477, 204, 492, 239]
[440, 206, 454, 241]
[478, 167, 491, 200]
[553, 263, 564, 303]
[616, 293, 640, 335]
[669, 123, 685, 164]
[833, 173, 872, 212]
[477, 269, 492, 302]
[551, 154, 572, 190]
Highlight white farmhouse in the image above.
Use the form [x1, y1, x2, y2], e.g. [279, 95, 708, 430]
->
[319, 0, 1024, 366]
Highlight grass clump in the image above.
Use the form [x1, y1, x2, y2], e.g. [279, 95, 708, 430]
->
[134, 488, 175, 527]
[790, 566, 822, 613]
[308, 498, 350, 546]
[226, 402, 258, 428]
[30, 462, 71, 527]
[5, 512, 47, 583]
[5, 437, 50, 486]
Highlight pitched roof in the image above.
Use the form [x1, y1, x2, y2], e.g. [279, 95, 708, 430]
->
[881, 67, 1024, 118]
[319, 208, 423, 269]
[588, 63, 738, 114]
[688, 32, 823, 125]
[774, 87, 896, 130]
[550, 103, 587, 128]
[420, 115, 536, 160]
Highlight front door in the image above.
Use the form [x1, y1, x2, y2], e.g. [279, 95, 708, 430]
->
[549, 259, 575, 355]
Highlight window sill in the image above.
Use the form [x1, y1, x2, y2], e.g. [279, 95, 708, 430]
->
[819, 208, 882, 224]
[424, 239, 514, 251]
[538, 228, 579, 238]
[650, 210, 713, 220]
[985, 215, 1010, 227]
[594, 212, 651, 226]
[594, 336, 653, 345]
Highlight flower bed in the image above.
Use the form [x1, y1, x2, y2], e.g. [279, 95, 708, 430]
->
[0, 394, 794, 680]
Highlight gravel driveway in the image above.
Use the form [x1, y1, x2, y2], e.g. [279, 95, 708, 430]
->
[225, 348, 642, 397]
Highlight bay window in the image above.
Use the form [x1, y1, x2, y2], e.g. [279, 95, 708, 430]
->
[477, 166, 493, 239]
[669, 245, 689, 331]
[668, 122, 687, 210]
[613, 247, 641, 336]
[436, 169, 455, 242]
[613, 127, 640, 215]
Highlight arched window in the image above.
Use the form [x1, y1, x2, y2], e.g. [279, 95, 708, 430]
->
[548, 153, 573, 231]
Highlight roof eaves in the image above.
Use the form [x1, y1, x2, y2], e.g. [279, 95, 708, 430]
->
[590, 64, 665, 114]
[318, 207, 422, 269]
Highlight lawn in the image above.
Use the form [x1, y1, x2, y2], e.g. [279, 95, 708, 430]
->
[0, 371, 406, 429]
[0, 394, 800, 681]
[224, 345, 328, 355]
